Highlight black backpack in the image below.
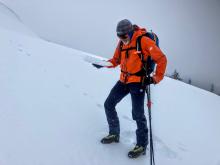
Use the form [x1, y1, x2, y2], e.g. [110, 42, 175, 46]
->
[137, 31, 159, 75]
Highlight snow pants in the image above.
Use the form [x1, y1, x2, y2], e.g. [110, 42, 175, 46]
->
[104, 81, 148, 147]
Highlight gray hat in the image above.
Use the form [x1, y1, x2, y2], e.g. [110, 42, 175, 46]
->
[116, 19, 133, 35]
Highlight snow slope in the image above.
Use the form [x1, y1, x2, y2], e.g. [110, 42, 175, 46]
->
[1, 0, 220, 95]
[0, 2, 36, 36]
[1, 26, 220, 165]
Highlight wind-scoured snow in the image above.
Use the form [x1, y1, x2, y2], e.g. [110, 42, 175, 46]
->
[1, 22, 220, 165]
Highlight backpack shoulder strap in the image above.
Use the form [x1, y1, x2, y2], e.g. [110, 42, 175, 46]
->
[117, 41, 123, 63]
[119, 41, 123, 51]
[136, 35, 145, 61]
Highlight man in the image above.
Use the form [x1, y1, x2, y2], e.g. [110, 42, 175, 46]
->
[93, 19, 167, 158]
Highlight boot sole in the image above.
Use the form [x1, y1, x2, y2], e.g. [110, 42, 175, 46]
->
[128, 151, 146, 158]
[100, 139, 119, 144]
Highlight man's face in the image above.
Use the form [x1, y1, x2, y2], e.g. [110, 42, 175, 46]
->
[117, 34, 130, 45]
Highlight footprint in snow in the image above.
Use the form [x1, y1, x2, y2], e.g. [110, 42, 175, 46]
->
[154, 136, 179, 159]
[64, 84, 71, 88]
[96, 103, 103, 109]
[17, 44, 31, 57]
[26, 52, 31, 56]
[18, 48, 23, 52]
[121, 130, 136, 145]
[83, 92, 88, 96]
[177, 142, 188, 152]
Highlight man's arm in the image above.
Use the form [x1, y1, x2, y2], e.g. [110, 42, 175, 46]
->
[141, 36, 167, 83]
[107, 42, 121, 68]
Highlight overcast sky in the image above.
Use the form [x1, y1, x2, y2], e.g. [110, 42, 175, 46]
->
[1, 0, 220, 94]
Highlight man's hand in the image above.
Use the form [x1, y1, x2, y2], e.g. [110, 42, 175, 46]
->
[92, 63, 104, 69]
[144, 76, 155, 85]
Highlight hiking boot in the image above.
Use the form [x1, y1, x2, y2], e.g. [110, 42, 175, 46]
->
[128, 145, 146, 158]
[100, 134, 119, 144]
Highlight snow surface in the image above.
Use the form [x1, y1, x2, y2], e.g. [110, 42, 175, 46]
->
[1, 15, 220, 165]
[0, 2, 36, 36]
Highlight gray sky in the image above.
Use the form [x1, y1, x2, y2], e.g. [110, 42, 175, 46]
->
[2, 0, 220, 94]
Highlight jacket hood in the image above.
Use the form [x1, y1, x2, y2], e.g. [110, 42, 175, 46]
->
[133, 25, 147, 39]
[133, 24, 147, 36]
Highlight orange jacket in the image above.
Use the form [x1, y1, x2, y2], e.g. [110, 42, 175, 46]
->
[108, 26, 167, 84]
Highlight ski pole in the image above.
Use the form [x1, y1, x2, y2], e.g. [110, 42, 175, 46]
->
[146, 83, 155, 165]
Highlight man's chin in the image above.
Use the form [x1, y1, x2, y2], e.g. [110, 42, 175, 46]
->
[121, 40, 130, 45]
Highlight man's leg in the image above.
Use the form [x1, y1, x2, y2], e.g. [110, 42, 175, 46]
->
[104, 81, 129, 136]
[129, 83, 148, 148]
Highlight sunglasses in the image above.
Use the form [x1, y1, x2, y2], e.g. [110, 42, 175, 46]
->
[117, 33, 129, 39]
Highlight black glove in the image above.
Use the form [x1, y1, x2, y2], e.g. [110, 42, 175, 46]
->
[92, 63, 104, 69]
[144, 76, 155, 85]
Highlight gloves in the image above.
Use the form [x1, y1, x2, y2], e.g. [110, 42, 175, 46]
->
[144, 76, 155, 85]
[92, 63, 104, 69]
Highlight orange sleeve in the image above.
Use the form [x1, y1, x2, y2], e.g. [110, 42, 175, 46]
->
[107, 42, 121, 68]
[141, 36, 167, 83]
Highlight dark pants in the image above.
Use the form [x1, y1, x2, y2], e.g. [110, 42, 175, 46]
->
[104, 81, 148, 147]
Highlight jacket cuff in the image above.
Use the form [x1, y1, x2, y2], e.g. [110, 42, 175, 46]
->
[152, 76, 159, 84]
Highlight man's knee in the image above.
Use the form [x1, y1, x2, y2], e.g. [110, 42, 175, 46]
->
[104, 98, 110, 110]
[132, 107, 145, 120]
[104, 96, 116, 112]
